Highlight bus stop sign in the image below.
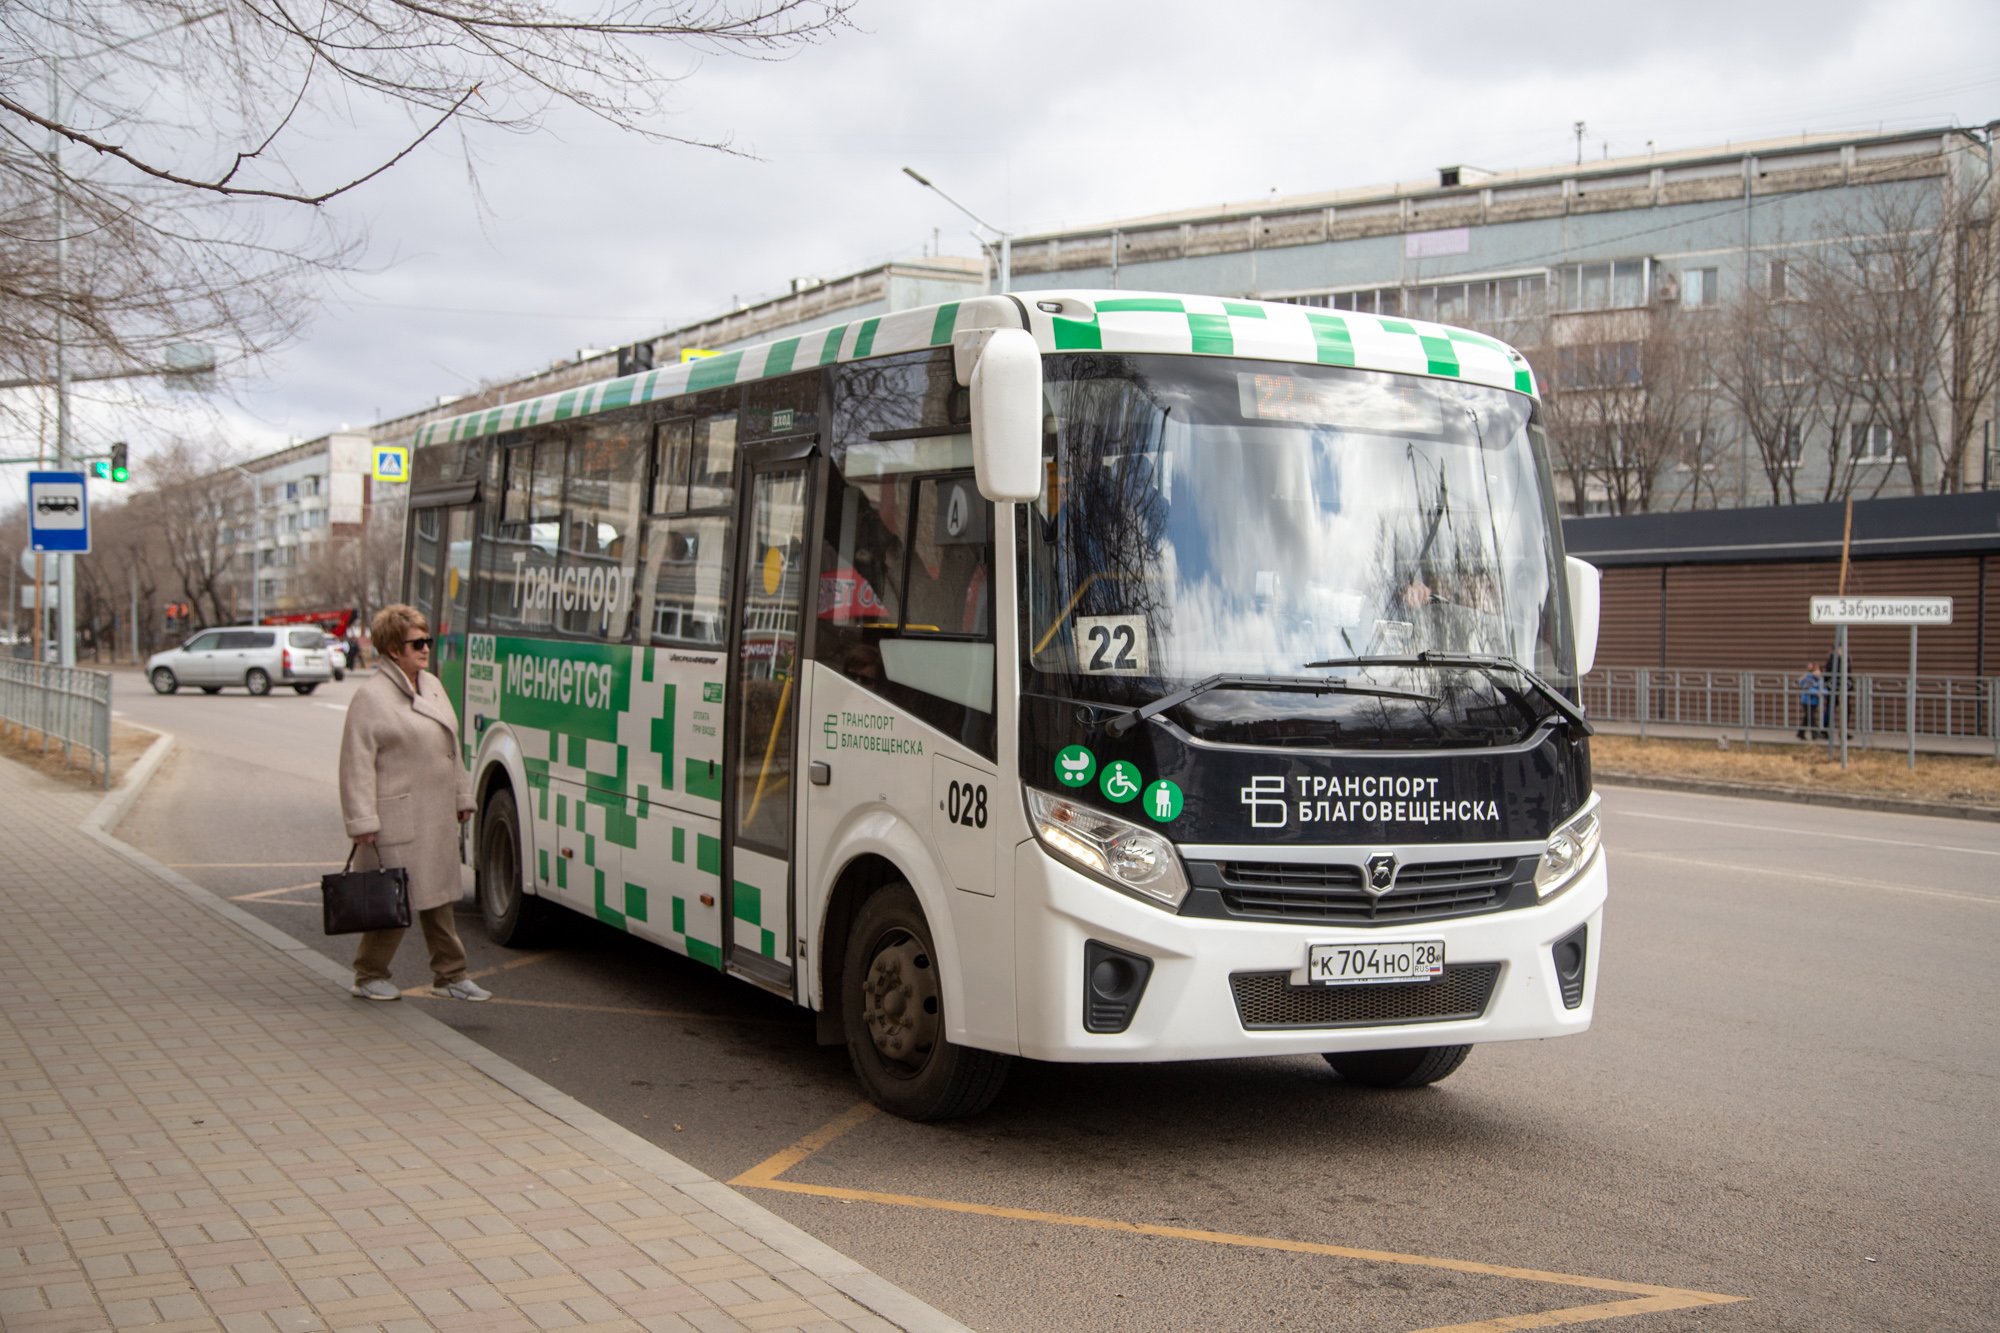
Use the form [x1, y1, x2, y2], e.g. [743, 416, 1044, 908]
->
[27, 471, 90, 553]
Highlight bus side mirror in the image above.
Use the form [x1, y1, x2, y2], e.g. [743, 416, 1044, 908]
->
[963, 327, 1043, 503]
[1565, 556, 1600, 677]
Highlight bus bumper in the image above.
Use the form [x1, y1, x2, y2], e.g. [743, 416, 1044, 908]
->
[1010, 841, 1607, 1063]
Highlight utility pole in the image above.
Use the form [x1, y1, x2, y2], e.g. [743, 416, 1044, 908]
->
[50, 55, 77, 668]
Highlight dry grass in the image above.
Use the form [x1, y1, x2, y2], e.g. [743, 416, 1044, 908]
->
[0, 719, 159, 791]
[1592, 733, 2000, 809]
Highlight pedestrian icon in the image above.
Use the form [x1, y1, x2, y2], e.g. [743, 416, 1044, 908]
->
[1099, 760, 1142, 804]
[1055, 744, 1097, 788]
[373, 446, 409, 482]
[1143, 779, 1183, 823]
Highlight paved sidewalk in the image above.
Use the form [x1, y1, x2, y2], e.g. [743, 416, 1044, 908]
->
[0, 748, 970, 1333]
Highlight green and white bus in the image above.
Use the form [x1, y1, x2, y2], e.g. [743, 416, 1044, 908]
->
[401, 291, 1605, 1119]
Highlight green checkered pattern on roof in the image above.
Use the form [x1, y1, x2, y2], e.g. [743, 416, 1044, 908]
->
[410, 292, 1536, 449]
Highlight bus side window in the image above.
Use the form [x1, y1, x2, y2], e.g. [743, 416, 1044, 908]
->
[903, 473, 989, 638]
[559, 418, 647, 640]
[478, 432, 561, 632]
[643, 408, 736, 649]
[818, 345, 994, 756]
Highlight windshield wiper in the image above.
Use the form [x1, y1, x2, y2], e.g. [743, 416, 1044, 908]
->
[1103, 673, 1436, 739]
[1298, 651, 1594, 735]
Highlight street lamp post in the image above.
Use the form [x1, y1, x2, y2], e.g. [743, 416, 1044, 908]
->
[230, 465, 263, 625]
[902, 167, 1011, 294]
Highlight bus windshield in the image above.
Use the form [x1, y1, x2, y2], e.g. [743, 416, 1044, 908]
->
[1025, 353, 1572, 747]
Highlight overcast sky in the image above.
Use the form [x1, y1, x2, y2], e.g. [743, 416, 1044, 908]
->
[6, 0, 1999, 511]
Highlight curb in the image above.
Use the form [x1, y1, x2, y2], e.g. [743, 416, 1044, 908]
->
[79, 728, 972, 1333]
[1596, 770, 2000, 822]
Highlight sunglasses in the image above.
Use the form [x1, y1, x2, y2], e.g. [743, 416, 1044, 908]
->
[406, 636, 433, 651]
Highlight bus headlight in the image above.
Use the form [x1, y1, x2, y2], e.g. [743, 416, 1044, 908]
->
[1027, 789, 1190, 910]
[1534, 795, 1602, 899]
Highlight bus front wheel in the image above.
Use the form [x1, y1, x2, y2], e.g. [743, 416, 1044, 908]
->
[478, 788, 553, 947]
[842, 883, 1010, 1120]
[1323, 1045, 1471, 1088]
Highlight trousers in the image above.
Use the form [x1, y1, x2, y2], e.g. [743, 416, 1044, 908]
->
[352, 904, 469, 985]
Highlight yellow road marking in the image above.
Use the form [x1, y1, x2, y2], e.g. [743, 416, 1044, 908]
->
[732, 1104, 1747, 1331]
[1625, 850, 1998, 906]
[732, 1101, 883, 1187]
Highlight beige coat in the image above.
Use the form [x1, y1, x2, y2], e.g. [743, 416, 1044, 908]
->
[339, 665, 475, 913]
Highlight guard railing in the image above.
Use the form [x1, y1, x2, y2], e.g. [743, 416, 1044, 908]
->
[1580, 667, 2000, 758]
[0, 660, 114, 787]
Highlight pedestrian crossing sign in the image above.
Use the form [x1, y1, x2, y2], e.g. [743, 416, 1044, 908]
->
[373, 446, 409, 482]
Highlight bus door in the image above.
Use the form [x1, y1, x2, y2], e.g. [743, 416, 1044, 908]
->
[723, 454, 815, 994]
[407, 503, 475, 741]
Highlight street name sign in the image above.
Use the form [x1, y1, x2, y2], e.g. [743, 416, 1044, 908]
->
[27, 471, 89, 553]
[1808, 596, 1952, 626]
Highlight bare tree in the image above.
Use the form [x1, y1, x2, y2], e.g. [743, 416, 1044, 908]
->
[1, 1, 853, 407]
[1709, 284, 1817, 504]
[144, 438, 251, 625]
[1786, 160, 2000, 495]
[359, 484, 409, 624]
[292, 535, 365, 613]
[1531, 305, 1712, 515]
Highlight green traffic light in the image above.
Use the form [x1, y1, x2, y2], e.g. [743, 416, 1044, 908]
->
[111, 466, 129, 483]
[93, 460, 110, 479]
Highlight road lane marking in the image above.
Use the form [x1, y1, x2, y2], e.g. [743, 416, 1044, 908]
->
[188, 861, 338, 868]
[1617, 808, 2000, 858]
[403, 992, 793, 1023]
[733, 1105, 1747, 1330]
[1624, 850, 1999, 905]
[383, 950, 789, 1022]
[231, 882, 320, 902]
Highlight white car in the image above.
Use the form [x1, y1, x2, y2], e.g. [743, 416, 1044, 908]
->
[147, 625, 335, 696]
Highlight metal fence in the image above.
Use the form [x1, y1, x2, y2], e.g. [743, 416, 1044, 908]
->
[0, 660, 114, 787]
[1581, 667, 2000, 758]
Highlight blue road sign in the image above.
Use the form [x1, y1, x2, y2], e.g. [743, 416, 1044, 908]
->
[28, 471, 90, 554]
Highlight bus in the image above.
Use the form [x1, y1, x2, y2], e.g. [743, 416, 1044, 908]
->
[399, 291, 1605, 1120]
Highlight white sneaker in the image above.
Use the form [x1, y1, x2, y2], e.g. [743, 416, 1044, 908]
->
[433, 977, 492, 1002]
[351, 978, 400, 1001]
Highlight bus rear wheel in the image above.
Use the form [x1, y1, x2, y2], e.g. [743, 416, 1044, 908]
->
[478, 788, 553, 947]
[842, 883, 1010, 1120]
[1324, 1045, 1471, 1088]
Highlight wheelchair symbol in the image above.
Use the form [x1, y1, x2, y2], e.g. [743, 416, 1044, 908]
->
[1099, 761, 1141, 804]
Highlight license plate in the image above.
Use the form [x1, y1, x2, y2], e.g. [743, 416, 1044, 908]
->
[1308, 940, 1445, 985]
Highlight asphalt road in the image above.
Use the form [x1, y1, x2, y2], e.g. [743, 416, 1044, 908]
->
[111, 668, 2000, 1333]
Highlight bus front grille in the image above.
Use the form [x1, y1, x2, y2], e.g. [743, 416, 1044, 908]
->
[1228, 963, 1501, 1030]
[1217, 858, 1518, 924]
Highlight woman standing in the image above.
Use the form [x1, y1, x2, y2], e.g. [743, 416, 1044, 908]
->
[338, 604, 492, 1002]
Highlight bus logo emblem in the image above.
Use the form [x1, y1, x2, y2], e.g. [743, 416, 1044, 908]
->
[1365, 854, 1398, 897]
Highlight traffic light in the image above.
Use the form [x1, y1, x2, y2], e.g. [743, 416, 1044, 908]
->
[89, 443, 130, 482]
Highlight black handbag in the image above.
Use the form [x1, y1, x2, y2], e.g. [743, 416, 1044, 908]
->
[321, 846, 411, 935]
